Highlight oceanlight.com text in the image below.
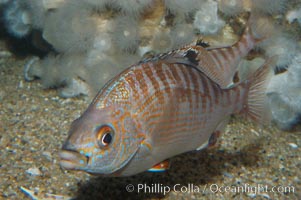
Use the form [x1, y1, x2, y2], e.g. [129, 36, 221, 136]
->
[125, 183, 295, 196]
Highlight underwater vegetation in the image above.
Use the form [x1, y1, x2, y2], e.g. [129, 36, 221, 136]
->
[1, 0, 301, 131]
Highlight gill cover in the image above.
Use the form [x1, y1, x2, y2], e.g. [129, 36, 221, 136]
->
[88, 104, 145, 175]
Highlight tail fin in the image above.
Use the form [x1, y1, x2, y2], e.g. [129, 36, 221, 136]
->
[240, 56, 277, 125]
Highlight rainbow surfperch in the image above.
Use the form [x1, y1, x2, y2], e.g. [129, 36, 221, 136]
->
[59, 25, 275, 176]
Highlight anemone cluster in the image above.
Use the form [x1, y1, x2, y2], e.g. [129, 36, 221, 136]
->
[267, 54, 301, 130]
[1, 0, 301, 130]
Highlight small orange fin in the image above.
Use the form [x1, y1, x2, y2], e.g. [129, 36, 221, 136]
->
[148, 160, 170, 172]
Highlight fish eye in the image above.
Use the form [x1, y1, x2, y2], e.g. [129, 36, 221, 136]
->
[96, 125, 114, 148]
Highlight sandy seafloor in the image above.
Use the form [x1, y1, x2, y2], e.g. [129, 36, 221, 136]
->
[0, 41, 301, 200]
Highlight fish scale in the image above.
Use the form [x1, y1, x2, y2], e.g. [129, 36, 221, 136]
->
[59, 24, 275, 176]
[98, 62, 237, 155]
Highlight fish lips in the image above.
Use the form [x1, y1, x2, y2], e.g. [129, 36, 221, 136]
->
[59, 148, 140, 176]
[59, 150, 89, 170]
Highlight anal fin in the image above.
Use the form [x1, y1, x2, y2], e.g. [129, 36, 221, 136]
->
[208, 130, 221, 148]
[196, 141, 209, 151]
[196, 119, 229, 150]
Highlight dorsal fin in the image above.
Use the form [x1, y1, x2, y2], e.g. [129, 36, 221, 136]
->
[164, 25, 261, 88]
[163, 45, 232, 88]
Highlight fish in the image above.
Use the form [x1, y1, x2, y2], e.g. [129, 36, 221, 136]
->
[59, 25, 275, 176]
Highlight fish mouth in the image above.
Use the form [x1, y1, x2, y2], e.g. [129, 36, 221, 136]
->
[59, 150, 89, 170]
